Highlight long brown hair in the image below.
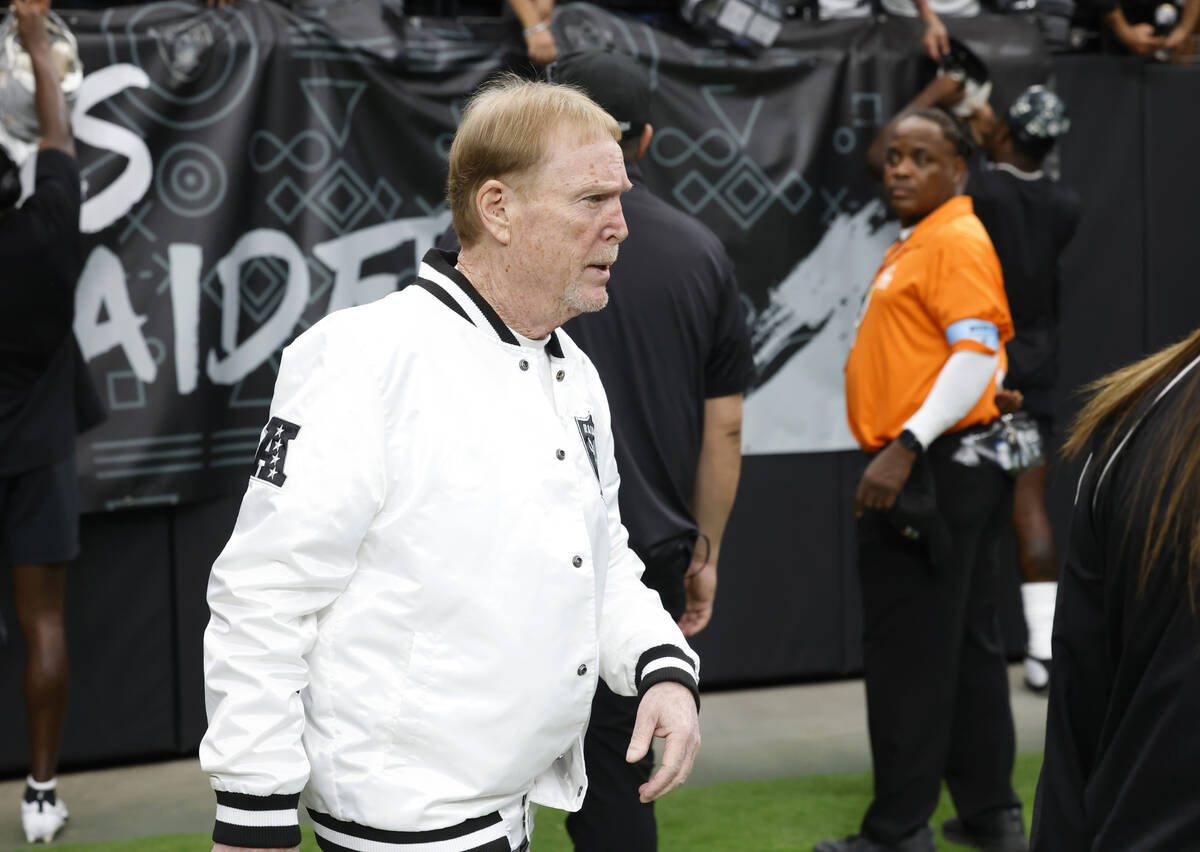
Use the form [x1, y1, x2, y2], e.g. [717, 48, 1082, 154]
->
[1064, 328, 1200, 595]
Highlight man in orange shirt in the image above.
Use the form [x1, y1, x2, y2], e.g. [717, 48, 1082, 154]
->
[816, 110, 1026, 852]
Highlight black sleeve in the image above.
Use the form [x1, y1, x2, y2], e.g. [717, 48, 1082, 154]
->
[1030, 496, 1108, 851]
[0, 149, 80, 257]
[965, 154, 994, 205]
[1050, 185, 1082, 325]
[703, 248, 757, 399]
[1060, 185, 1082, 248]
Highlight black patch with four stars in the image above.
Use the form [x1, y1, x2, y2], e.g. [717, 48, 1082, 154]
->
[252, 417, 301, 487]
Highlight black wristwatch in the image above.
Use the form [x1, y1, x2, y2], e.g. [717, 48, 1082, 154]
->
[896, 429, 924, 455]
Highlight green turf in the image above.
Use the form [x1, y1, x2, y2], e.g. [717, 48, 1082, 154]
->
[17, 753, 1043, 852]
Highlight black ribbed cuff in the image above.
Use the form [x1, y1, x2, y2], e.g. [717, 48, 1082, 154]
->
[213, 790, 302, 848]
[635, 644, 700, 710]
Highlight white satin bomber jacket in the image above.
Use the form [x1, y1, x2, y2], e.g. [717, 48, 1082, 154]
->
[200, 250, 700, 852]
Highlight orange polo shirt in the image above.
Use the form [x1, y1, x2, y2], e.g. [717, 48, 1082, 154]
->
[845, 195, 1013, 451]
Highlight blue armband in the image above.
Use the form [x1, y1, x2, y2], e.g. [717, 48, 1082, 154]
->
[945, 318, 999, 350]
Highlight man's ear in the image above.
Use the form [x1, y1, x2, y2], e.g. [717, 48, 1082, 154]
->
[637, 124, 653, 160]
[476, 179, 513, 246]
[953, 156, 968, 195]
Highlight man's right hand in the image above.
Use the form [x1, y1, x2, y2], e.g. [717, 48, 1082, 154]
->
[854, 439, 917, 517]
[13, 0, 52, 53]
[995, 388, 1023, 415]
[678, 550, 716, 638]
[213, 846, 299, 852]
[1119, 22, 1165, 56]
[626, 681, 701, 804]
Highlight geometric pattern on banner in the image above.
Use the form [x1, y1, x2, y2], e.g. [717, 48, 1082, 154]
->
[306, 256, 337, 308]
[298, 78, 369, 148]
[154, 141, 228, 218]
[105, 369, 148, 411]
[200, 257, 288, 326]
[266, 160, 402, 235]
[651, 89, 811, 232]
[207, 426, 266, 470]
[669, 152, 811, 231]
[248, 130, 332, 174]
[197, 256, 335, 316]
[228, 355, 281, 409]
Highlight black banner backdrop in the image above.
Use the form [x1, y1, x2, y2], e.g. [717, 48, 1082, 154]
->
[60, 1, 1047, 512]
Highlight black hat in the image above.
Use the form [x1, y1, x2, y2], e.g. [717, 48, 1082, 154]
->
[548, 49, 651, 142]
[938, 38, 989, 88]
[1007, 85, 1071, 143]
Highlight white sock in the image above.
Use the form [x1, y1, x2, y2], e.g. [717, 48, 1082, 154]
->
[26, 776, 56, 792]
[1022, 581, 1057, 660]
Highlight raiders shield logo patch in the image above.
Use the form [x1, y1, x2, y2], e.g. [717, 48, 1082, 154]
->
[252, 417, 301, 487]
[575, 415, 599, 484]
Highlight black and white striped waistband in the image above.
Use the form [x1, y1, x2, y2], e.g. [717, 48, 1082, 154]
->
[309, 808, 516, 852]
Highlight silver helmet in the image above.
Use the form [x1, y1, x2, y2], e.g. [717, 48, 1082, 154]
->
[0, 9, 83, 146]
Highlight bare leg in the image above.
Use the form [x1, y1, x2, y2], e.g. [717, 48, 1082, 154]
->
[12, 562, 69, 782]
[1012, 464, 1057, 583]
[1012, 465, 1057, 692]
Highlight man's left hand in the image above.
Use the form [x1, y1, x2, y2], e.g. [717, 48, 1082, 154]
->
[626, 681, 700, 803]
[854, 440, 917, 517]
[677, 552, 716, 638]
[995, 388, 1023, 415]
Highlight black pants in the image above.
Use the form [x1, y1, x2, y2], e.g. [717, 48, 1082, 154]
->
[858, 434, 1020, 844]
[564, 537, 692, 852]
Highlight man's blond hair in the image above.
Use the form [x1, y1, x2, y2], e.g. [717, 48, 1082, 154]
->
[447, 74, 620, 248]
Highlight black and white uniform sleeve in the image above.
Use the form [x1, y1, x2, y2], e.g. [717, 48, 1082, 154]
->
[200, 321, 386, 847]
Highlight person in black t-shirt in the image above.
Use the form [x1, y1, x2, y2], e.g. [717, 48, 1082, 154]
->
[552, 50, 756, 852]
[1032, 328, 1200, 851]
[0, 0, 103, 843]
[963, 85, 1079, 695]
[868, 79, 1081, 698]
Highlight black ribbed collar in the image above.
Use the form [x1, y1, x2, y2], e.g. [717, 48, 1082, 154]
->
[421, 248, 565, 359]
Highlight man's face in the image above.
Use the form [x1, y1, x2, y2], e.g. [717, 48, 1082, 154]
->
[882, 116, 965, 227]
[508, 125, 630, 319]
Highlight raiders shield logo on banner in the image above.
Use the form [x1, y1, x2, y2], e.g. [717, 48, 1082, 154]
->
[575, 414, 599, 485]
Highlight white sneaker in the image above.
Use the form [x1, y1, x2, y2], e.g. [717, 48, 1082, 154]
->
[1024, 655, 1051, 694]
[21, 788, 69, 843]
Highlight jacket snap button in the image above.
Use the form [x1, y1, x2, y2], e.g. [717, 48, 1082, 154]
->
[572, 556, 583, 568]
[556, 370, 565, 381]
[556, 449, 565, 460]
[519, 359, 529, 371]
[577, 664, 587, 676]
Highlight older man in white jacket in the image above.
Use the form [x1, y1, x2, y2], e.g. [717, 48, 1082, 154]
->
[201, 75, 702, 852]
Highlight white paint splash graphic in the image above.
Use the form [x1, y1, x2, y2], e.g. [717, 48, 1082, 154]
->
[743, 199, 898, 455]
